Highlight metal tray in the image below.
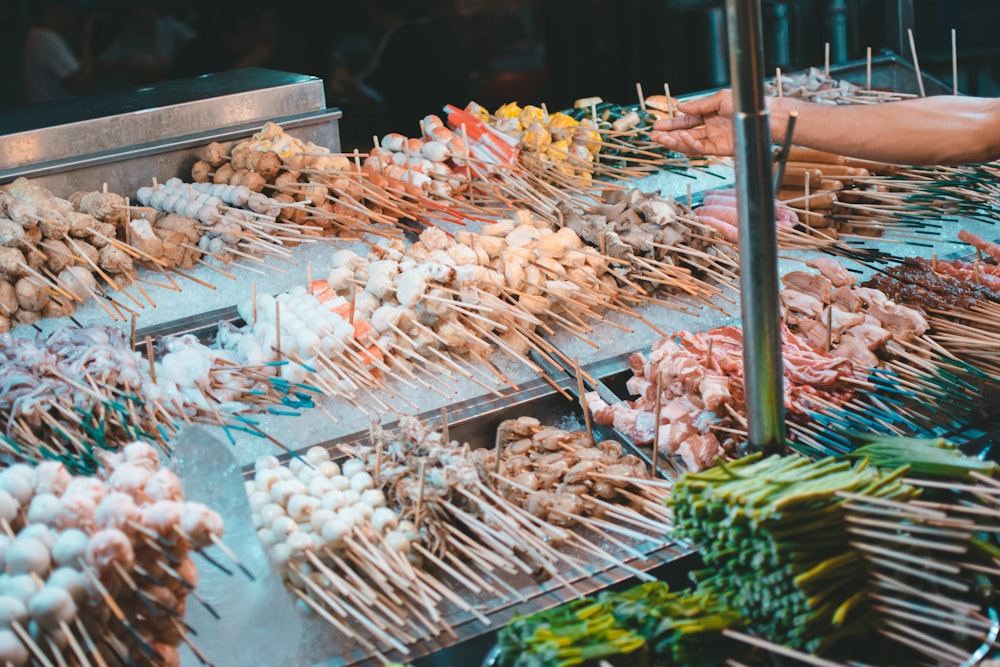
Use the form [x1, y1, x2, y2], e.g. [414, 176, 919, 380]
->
[236, 362, 697, 667]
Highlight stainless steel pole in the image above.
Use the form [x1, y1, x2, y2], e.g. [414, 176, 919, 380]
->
[725, 0, 786, 454]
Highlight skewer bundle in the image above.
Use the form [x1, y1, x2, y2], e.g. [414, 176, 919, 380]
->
[859, 235, 1000, 382]
[0, 178, 144, 329]
[586, 323, 869, 472]
[671, 452, 920, 657]
[317, 219, 644, 394]
[0, 441, 234, 667]
[472, 416, 674, 542]
[0, 321, 321, 467]
[764, 65, 916, 105]
[349, 415, 669, 591]
[562, 187, 739, 310]
[247, 447, 446, 660]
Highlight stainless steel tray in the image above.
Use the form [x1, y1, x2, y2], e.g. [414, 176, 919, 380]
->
[236, 363, 696, 667]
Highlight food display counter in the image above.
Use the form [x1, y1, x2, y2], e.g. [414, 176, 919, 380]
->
[0, 44, 998, 667]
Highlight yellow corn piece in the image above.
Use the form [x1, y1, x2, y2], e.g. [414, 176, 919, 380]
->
[519, 105, 545, 127]
[521, 123, 551, 151]
[495, 101, 523, 119]
[547, 112, 578, 130]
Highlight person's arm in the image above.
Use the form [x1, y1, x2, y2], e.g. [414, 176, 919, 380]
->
[650, 89, 1000, 166]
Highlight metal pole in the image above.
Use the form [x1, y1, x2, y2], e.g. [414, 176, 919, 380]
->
[889, 0, 916, 57]
[725, 0, 786, 454]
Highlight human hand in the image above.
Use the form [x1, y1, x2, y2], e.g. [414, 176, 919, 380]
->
[649, 89, 736, 157]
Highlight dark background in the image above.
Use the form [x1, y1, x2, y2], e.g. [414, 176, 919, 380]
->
[3, 0, 1000, 150]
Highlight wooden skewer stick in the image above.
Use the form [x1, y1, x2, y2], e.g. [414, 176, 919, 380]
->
[635, 82, 645, 110]
[866, 46, 872, 90]
[414, 460, 427, 530]
[574, 356, 594, 445]
[652, 370, 662, 479]
[775, 67, 783, 97]
[824, 41, 830, 77]
[664, 83, 674, 118]
[908, 28, 926, 97]
[952, 29, 958, 96]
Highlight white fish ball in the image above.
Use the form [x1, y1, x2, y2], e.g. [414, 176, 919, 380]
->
[286, 495, 320, 523]
[0, 628, 27, 666]
[270, 516, 297, 542]
[349, 472, 374, 493]
[6, 538, 50, 576]
[341, 459, 366, 478]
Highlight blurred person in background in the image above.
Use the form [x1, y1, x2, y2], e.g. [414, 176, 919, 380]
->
[22, 0, 94, 103]
[330, 0, 468, 139]
[98, 1, 194, 86]
[171, 0, 308, 79]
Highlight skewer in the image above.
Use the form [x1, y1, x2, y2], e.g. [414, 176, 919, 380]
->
[908, 28, 926, 97]
[952, 29, 959, 95]
[866, 46, 872, 91]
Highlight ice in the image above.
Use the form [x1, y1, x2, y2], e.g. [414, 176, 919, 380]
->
[169, 426, 309, 667]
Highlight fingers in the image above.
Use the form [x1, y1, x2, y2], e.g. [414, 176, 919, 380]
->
[650, 129, 727, 157]
[676, 89, 728, 116]
[651, 113, 704, 132]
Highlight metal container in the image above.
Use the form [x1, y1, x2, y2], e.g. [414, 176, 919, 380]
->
[0, 68, 341, 198]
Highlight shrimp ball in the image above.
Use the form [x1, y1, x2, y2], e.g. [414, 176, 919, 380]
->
[107, 463, 151, 500]
[179, 503, 224, 548]
[144, 469, 185, 503]
[26, 494, 59, 527]
[51, 494, 96, 531]
[95, 492, 141, 532]
[0, 628, 27, 667]
[349, 472, 374, 493]
[51, 530, 88, 568]
[27, 586, 77, 630]
[122, 441, 160, 471]
[62, 478, 105, 505]
[341, 459, 366, 478]
[85, 529, 134, 572]
[32, 462, 70, 497]
[142, 500, 182, 538]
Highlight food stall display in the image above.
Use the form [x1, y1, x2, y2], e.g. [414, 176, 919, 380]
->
[0, 49, 998, 667]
